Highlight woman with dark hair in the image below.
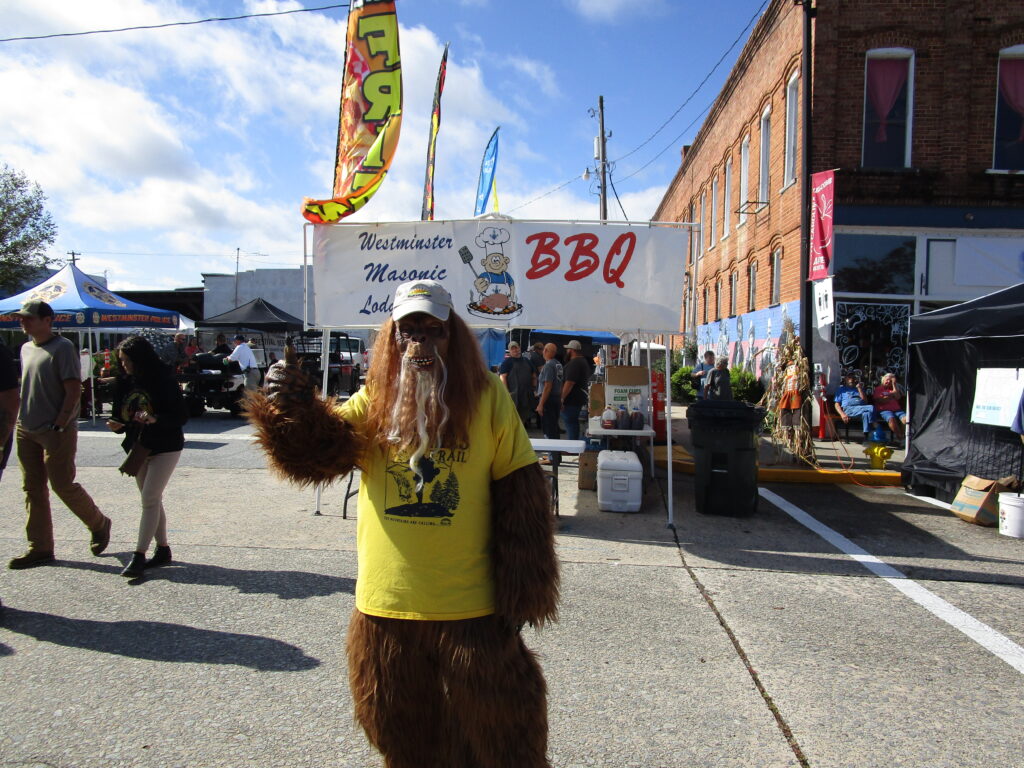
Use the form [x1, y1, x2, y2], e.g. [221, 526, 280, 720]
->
[107, 335, 187, 578]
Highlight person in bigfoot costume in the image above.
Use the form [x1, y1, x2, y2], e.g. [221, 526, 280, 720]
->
[246, 279, 559, 768]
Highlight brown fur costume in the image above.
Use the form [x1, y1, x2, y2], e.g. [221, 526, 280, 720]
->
[246, 309, 558, 768]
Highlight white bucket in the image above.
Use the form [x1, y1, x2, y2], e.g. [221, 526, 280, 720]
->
[997, 493, 1024, 539]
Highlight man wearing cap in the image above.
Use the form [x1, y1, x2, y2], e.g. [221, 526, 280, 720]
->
[498, 341, 536, 426]
[560, 340, 591, 442]
[9, 300, 110, 570]
[224, 334, 260, 391]
[247, 279, 558, 767]
[534, 343, 563, 461]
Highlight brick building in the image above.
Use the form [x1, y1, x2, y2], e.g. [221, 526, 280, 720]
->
[654, 0, 1024, 388]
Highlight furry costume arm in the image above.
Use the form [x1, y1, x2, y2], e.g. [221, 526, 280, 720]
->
[490, 462, 560, 628]
[244, 364, 365, 487]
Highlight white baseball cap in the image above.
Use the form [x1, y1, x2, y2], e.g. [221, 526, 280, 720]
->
[565, 340, 582, 351]
[392, 280, 453, 322]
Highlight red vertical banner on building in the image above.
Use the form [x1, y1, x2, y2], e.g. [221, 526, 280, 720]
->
[809, 170, 834, 281]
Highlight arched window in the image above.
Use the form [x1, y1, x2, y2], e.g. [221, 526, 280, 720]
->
[758, 106, 771, 205]
[784, 71, 799, 185]
[710, 174, 718, 248]
[739, 135, 750, 224]
[748, 261, 758, 311]
[723, 156, 733, 238]
[770, 248, 782, 305]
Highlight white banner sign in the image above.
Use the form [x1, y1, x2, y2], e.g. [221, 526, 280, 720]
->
[813, 276, 834, 328]
[312, 220, 686, 330]
[971, 367, 1024, 427]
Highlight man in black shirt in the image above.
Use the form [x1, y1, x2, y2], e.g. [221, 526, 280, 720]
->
[498, 342, 536, 426]
[560, 340, 590, 442]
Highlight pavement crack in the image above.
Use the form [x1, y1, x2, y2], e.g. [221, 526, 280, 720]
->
[672, 526, 812, 768]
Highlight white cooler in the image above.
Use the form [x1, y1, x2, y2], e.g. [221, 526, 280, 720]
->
[597, 450, 643, 512]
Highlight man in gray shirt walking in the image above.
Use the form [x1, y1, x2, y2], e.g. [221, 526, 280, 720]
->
[8, 300, 110, 570]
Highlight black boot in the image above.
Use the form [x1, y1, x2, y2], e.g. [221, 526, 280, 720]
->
[121, 552, 147, 578]
[145, 546, 172, 569]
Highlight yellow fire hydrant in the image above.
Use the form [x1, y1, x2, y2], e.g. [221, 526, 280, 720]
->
[864, 442, 894, 470]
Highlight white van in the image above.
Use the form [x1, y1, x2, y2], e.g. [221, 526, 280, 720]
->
[628, 341, 667, 368]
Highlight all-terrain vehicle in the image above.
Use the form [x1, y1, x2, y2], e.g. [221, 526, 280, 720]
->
[177, 352, 246, 417]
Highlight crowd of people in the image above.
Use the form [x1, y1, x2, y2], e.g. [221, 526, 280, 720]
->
[1, 300, 269, 582]
[497, 338, 598, 464]
[690, 347, 909, 442]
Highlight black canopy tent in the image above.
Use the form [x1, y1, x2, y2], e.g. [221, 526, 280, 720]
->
[197, 297, 304, 333]
[903, 283, 1024, 500]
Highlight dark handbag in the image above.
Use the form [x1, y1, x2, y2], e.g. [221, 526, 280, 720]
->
[119, 434, 152, 477]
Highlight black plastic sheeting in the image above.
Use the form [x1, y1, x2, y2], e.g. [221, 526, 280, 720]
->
[903, 283, 1024, 501]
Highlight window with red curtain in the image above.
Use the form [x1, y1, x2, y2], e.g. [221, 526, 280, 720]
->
[862, 54, 911, 168]
[994, 57, 1024, 170]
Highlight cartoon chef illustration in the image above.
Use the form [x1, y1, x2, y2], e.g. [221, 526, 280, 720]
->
[472, 227, 517, 310]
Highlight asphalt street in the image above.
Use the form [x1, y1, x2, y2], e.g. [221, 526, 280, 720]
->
[1, 412, 1022, 767]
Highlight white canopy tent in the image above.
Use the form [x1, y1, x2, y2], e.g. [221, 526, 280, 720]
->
[303, 217, 691, 526]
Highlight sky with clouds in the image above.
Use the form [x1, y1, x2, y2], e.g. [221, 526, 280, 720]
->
[0, 0, 767, 293]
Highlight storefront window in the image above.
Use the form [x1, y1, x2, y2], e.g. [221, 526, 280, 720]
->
[833, 234, 915, 294]
[834, 301, 910, 384]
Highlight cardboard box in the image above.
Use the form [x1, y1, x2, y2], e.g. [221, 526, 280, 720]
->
[578, 451, 598, 490]
[950, 475, 1006, 526]
[589, 382, 605, 415]
[606, 366, 650, 386]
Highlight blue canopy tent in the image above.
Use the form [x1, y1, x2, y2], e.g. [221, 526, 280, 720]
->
[0, 264, 179, 329]
[474, 328, 507, 370]
[531, 329, 621, 346]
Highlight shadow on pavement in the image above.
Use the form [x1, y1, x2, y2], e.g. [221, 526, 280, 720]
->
[53, 559, 355, 599]
[672, 476, 1024, 585]
[0, 608, 321, 670]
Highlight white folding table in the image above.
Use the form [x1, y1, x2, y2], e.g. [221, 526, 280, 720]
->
[530, 438, 586, 516]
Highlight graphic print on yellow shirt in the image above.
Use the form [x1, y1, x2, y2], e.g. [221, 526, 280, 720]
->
[340, 373, 537, 620]
[383, 448, 462, 519]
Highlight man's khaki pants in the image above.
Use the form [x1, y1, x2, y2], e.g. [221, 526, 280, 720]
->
[17, 424, 104, 554]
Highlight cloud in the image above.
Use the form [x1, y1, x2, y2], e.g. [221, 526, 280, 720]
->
[565, 0, 669, 23]
[505, 56, 561, 99]
[0, 0, 622, 292]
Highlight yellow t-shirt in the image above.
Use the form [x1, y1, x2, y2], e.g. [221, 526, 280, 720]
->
[340, 373, 538, 620]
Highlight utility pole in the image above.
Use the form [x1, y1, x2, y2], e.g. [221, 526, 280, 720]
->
[596, 95, 608, 222]
[234, 247, 240, 308]
[67, 250, 80, 266]
[797, 0, 815, 368]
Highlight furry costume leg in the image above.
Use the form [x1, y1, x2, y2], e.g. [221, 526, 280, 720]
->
[441, 616, 550, 768]
[347, 611, 446, 768]
[348, 612, 551, 768]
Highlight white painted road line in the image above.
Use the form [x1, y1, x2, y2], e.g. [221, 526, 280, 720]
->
[759, 487, 1024, 676]
[906, 492, 954, 511]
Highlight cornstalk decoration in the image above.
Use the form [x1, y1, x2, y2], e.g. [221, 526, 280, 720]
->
[760, 317, 815, 463]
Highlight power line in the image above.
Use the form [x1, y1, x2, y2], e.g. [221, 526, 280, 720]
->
[0, 4, 349, 44]
[506, 177, 580, 215]
[607, 171, 629, 221]
[610, 0, 768, 166]
[613, 103, 713, 184]
[509, 0, 765, 214]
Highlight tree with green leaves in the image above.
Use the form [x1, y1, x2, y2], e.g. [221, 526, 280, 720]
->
[0, 164, 56, 296]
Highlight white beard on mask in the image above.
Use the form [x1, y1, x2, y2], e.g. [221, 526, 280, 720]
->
[387, 353, 450, 489]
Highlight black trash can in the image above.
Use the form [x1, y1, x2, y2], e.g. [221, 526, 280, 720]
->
[687, 399, 765, 515]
